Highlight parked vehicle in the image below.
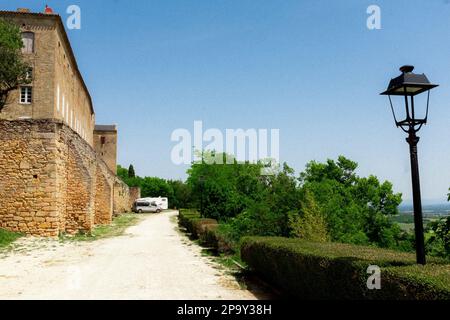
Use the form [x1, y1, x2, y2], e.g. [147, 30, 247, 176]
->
[133, 201, 162, 214]
[137, 197, 169, 210]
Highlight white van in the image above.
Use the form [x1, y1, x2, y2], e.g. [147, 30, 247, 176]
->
[133, 201, 161, 214]
[137, 197, 168, 210]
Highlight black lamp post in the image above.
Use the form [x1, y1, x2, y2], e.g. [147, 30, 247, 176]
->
[381, 65, 438, 265]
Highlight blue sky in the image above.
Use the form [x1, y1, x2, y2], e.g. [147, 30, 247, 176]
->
[2, 0, 450, 203]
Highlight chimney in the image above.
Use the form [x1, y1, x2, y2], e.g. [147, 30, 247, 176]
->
[17, 8, 31, 13]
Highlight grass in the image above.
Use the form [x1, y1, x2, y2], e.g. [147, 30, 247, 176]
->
[0, 229, 23, 248]
[60, 214, 141, 242]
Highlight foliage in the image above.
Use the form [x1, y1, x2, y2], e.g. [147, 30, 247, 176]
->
[139, 177, 174, 199]
[117, 165, 193, 208]
[167, 179, 194, 209]
[288, 190, 329, 242]
[178, 209, 236, 253]
[187, 154, 266, 221]
[0, 228, 22, 248]
[0, 19, 30, 110]
[187, 154, 407, 251]
[117, 165, 128, 181]
[187, 155, 299, 240]
[427, 217, 450, 258]
[128, 164, 136, 178]
[241, 237, 450, 300]
[299, 156, 406, 249]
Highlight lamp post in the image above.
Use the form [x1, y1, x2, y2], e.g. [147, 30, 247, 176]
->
[381, 65, 438, 265]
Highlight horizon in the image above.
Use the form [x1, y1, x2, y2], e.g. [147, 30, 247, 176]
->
[2, 0, 450, 203]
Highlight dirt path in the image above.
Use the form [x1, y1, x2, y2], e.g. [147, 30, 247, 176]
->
[0, 210, 256, 300]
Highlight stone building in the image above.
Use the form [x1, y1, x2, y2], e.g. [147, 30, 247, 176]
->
[0, 8, 140, 236]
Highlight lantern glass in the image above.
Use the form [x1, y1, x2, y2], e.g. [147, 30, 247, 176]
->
[381, 66, 438, 131]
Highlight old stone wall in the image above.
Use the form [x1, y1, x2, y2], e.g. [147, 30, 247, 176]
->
[94, 165, 113, 225]
[0, 119, 137, 236]
[113, 178, 131, 215]
[129, 187, 141, 209]
[0, 120, 59, 236]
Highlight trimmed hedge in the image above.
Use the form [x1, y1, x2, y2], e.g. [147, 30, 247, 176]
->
[241, 237, 450, 300]
[178, 209, 201, 234]
[178, 210, 234, 253]
[178, 209, 218, 237]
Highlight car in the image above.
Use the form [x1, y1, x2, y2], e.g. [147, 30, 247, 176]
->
[133, 201, 162, 214]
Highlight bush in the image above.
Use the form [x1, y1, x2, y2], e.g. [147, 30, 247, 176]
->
[191, 218, 218, 238]
[178, 210, 201, 234]
[199, 224, 219, 248]
[199, 224, 236, 254]
[241, 237, 450, 300]
[178, 210, 235, 253]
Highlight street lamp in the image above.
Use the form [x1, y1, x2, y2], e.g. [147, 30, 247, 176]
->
[381, 65, 439, 265]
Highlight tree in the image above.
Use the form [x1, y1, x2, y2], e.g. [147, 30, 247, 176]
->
[128, 164, 136, 178]
[288, 190, 329, 242]
[427, 217, 450, 258]
[186, 153, 266, 221]
[168, 180, 193, 209]
[299, 156, 403, 247]
[117, 165, 128, 181]
[140, 177, 174, 199]
[0, 19, 30, 111]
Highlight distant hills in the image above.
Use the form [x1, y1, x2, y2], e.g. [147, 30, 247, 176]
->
[399, 203, 450, 216]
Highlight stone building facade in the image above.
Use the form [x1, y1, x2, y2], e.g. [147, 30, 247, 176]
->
[0, 9, 140, 236]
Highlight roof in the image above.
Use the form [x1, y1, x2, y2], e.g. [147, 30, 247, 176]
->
[94, 125, 117, 132]
[0, 10, 95, 115]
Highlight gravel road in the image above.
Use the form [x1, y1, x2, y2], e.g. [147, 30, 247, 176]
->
[0, 210, 256, 300]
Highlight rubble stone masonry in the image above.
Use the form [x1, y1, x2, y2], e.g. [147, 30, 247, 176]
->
[0, 119, 134, 237]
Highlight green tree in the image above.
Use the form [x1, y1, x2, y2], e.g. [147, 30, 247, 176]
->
[117, 165, 128, 181]
[187, 153, 266, 221]
[288, 190, 329, 242]
[140, 177, 174, 200]
[128, 164, 136, 178]
[299, 156, 403, 247]
[427, 217, 450, 258]
[0, 19, 30, 111]
[168, 180, 193, 209]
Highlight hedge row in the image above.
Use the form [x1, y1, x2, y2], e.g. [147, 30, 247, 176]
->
[178, 209, 233, 253]
[241, 237, 450, 300]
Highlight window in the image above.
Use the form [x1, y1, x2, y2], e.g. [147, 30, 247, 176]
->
[20, 87, 32, 104]
[101, 136, 106, 145]
[137, 202, 150, 207]
[21, 32, 34, 54]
